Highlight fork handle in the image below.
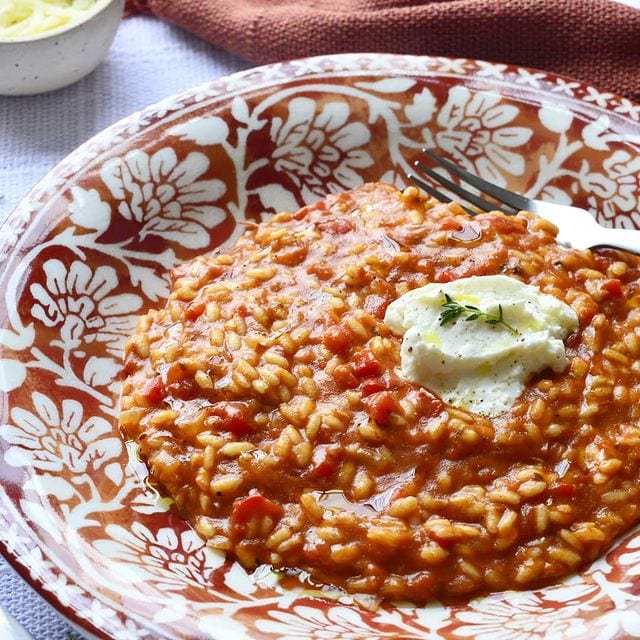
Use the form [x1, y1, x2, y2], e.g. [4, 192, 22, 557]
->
[594, 227, 640, 255]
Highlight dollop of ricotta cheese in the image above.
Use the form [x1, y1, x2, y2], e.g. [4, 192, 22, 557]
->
[384, 275, 579, 417]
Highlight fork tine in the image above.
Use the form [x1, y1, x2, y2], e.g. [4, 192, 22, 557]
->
[414, 161, 514, 216]
[422, 149, 531, 212]
[408, 173, 476, 216]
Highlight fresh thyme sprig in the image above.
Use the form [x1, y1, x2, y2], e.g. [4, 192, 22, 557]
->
[439, 293, 519, 335]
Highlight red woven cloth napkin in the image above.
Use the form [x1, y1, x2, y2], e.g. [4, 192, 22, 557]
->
[125, 0, 640, 101]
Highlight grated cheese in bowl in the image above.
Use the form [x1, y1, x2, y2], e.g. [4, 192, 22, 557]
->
[0, 0, 97, 39]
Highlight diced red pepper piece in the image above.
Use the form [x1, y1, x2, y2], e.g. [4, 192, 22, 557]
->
[273, 243, 308, 266]
[161, 361, 188, 386]
[323, 324, 353, 354]
[437, 219, 463, 232]
[353, 349, 383, 378]
[333, 364, 359, 389]
[364, 391, 397, 425]
[307, 261, 334, 280]
[211, 402, 253, 436]
[364, 294, 389, 320]
[310, 445, 341, 480]
[361, 377, 386, 396]
[142, 376, 165, 404]
[124, 359, 138, 376]
[318, 218, 353, 234]
[235, 303, 250, 317]
[416, 389, 445, 418]
[602, 278, 623, 298]
[547, 482, 577, 498]
[184, 300, 205, 321]
[487, 214, 526, 235]
[201, 263, 225, 281]
[231, 493, 284, 535]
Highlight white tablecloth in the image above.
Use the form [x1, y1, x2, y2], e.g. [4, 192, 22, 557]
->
[0, 14, 247, 639]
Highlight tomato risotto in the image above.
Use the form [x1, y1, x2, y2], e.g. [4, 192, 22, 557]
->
[120, 183, 640, 602]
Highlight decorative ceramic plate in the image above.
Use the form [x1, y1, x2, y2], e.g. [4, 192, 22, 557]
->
[1, 53, 640, 640]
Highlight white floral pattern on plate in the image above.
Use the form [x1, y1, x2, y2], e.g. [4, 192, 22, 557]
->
[0, 53, 639, 640]
[31, 258, 142, 359]
[270, 97, 374, 203]
[101, 148, 227, 250]
[435, 86, 533, 185]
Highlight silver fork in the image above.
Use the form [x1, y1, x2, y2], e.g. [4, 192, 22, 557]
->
[410, 149, 640, 254]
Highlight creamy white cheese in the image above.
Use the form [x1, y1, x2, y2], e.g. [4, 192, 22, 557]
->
[384, 275, 579, 417]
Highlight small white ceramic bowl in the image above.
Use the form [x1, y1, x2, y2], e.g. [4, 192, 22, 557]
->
[0, 0, 124, 96]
